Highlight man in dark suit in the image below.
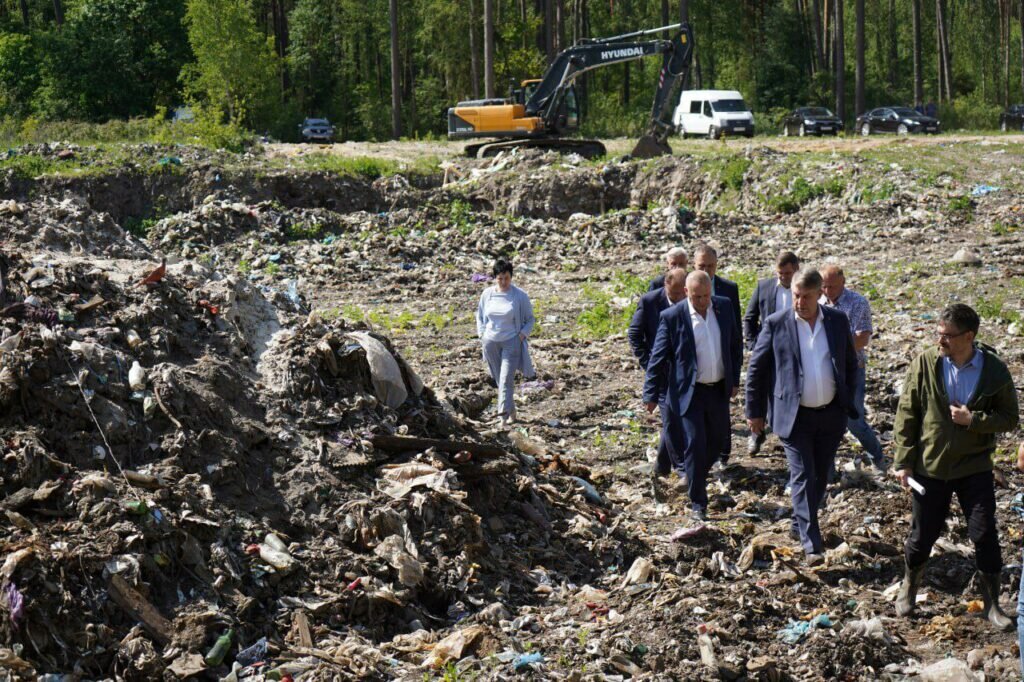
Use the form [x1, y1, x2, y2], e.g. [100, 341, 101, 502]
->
[745, 269, 858, 565]
[692, 244, 742, 469]
[742, 250, 801, 455]
[643, 271, 742, 521]
[628, 269, 686, 370]
[647, 247, 688, 291]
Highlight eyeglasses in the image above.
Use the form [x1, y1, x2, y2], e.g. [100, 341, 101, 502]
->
[935, 329, 969, 341]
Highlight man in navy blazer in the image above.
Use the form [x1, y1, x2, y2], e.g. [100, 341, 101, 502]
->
[745, 268, 858, 565]
[742, 250, 800, 455]
[628, 270, 686, 369]
[643, 271, 742, 521]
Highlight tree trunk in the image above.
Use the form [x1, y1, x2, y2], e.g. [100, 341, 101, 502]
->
[556, 0, 564, 52]
[545, 0, 555, 64]
[469, 0, 480, 98]
[1020, 0, 1024, 100]
[52, 0, 63, 26]
[912, 0, 923, 106]
[19, 0, 28, 27]
[887, 0, 897, 91]
[389, 0, 402, 139]
[854, 0, 864, 117]
[822, 0, 831, 74]
[834, 0, 845, 124]
[484, 0, 496, 98]
[271, 0, 290, 92]
[810, 0, 824, 74]
[1003, 0, 1010, 107]
[936, 0, 953, 101]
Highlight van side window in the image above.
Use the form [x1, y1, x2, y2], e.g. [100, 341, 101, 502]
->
[689, 100, 702, 114]
[702, 101, 711, 117]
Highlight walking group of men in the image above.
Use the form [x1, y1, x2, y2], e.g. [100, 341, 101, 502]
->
[628, 245, 1020, 631]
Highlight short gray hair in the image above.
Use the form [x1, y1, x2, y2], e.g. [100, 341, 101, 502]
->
[791, 268, 823, 291]
[693, 244, 718, 260]
[685, 270, 712, 289]
[664, 247, 688, 262]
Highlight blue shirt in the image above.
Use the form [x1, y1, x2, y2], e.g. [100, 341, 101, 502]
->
[943, 348, 984, 406]
[821, 288, 873, 364]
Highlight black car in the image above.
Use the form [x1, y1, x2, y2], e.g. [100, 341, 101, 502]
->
[855, 107, 940, 136]
[781, 107, 843, 137]
[999, 104, 1024, 132]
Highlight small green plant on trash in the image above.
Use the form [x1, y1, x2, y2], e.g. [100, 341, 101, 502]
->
[448, 199, 475, 235]
[577, 627, 590, 647]
[946, 194, 974, 216]
[263, 262, 280, 276]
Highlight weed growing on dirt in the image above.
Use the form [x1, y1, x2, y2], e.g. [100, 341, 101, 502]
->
[857, 180, 897, 203]
[448, 199, 475, 235]
[285, 222, 324, 240]
[761, 176, 845, 214]
[945, 195, 974, 217]
[721, 267, 759, 307]
[991, 221, 1020, 236]
[575, 271, 647, 339]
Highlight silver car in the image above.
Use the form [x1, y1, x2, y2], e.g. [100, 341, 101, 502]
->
[300, 118, 334, 143]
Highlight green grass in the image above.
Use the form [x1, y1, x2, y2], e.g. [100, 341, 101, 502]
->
[343, 304, 459, 333]
[762, 176, 843, 214]
[575, 271, 648, 339]
[283, 153, 441, 179]
[285, 221, 324, 240]
[721, 267, 758, 308]
[945, 194, 974, 217]
[447, 198, 475, 235]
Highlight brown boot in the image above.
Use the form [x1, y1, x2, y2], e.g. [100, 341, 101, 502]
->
[978, 572, 1014, 631]
[895, 561, 927, 617]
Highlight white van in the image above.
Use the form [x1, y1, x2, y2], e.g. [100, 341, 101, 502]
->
[673, 90, 755, 139]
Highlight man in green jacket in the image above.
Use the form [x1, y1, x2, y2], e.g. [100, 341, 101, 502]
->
[893, 304, 1018, 630]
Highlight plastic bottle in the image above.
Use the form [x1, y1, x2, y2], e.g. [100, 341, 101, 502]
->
[125, 329, 142, 349]
[128, 361, 146, 390]
[204, 628, 234, 666]
[259, 543, 295, 571]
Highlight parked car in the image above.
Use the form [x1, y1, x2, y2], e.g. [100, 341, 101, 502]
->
[855, 107, 940, 136]
[300, 118, 335, 143]
[781, 107, 843, 136]
[673, 89, 755, 139]
[999, 104, 1024, 132]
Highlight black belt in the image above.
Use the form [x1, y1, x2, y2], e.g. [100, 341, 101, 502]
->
[697, 380, 724, 388]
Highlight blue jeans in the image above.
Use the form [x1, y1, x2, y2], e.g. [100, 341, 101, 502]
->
[847, 364, 885, 467]
[1017, 553, 1024, 674]
[481, 336, 520, 417]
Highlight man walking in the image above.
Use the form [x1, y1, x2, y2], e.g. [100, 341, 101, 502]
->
[643, 271, 741, 521]
[743, 251, 801, 455]
[648, 247, 688, 291]
[694, 244, 743, 469]
[629, 269, 686, 479]
[893, 304, 1018, 630]
[746, 269, 858, 565]
[820, 265, 887, 473]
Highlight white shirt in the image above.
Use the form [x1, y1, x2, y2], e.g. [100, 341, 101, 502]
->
[795, 308, 836, 408]
[775, 281, 793, 312]
[690, 305, 724, 384]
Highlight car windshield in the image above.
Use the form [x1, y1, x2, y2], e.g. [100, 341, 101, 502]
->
[891, 107, 919, 117]
[805, 107, 833, 117]
[305, 119, 330, 126]
[711, 99, 747, 112]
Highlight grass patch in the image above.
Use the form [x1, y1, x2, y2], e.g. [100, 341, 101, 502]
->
[285, 153, 441, 179]
[721, 267, 759, 308]
[945, 194, 974, 217]
[285, 221, 324, 240]
[447, 199, 475, 235]
[575, 271, 648, 339]
[857, 180, 898, 203]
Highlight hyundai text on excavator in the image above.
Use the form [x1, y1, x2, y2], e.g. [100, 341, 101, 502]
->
[447, 23, 694, 159]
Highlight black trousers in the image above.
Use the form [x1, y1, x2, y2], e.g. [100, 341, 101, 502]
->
[905, 470, 1002, 574]
[659, 383, 731, 512]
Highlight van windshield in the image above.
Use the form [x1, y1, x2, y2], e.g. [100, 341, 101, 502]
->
[711, 99, 747, 112]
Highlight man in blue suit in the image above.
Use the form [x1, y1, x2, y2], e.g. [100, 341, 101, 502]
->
[745, 268, 858, 565]
[742, 250, 801, 455]
[643, 271, 742, 521]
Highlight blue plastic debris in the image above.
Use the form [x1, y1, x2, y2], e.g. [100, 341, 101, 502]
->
[471, 273, 491, 283]
[401, 262, 416, 271]
[1011, 493, 1024, 520]
[777, 614, 832, 644]
[158, 156, 182, 166]
[570, 476, 603, 505]
[236, 636, 268, 666]
[513, 652, 543, 671]
[971, 184, 1001, 197]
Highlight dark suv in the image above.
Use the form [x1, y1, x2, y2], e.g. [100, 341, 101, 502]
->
[1000, 105, 1024, 132]
[855, 107, 940, 136]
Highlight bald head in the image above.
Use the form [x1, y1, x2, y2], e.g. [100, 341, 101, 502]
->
[664, 267, 687, 303]
[686, 270, 712, 316]
[821, 264, 846, 303]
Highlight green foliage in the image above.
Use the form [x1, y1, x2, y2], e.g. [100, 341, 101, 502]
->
[575, 271, 646, 339]
[721, 267, 758, 309]
[0, 34, 39, 118]
[937, 94, 1004, 131]
[183, 0, 281, 129]
[720, 157, 751, 190]
[946, 195, 974, 216]
[448, 199, 475, 235]
[285, 221, 324, 240]
[857, 180, 897, 203]
[761, 176, 843, 214]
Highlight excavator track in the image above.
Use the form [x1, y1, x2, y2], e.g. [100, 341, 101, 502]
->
[464, 138, 607, 159]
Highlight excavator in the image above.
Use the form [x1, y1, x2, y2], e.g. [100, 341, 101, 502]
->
[447, 23, 693, 159]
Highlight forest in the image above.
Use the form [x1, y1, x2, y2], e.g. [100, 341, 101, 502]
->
[0, 0, 1022, 141]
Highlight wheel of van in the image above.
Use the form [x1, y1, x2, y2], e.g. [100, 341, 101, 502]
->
[1001, 120, 1008, 132]
[861, 123, 871, 136]
[897, 123, 909, 135]
[798, 123, 807, 137]
[708, 126, 718, 140]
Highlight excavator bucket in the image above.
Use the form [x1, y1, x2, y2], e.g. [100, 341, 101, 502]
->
[630, 134, 673, 159]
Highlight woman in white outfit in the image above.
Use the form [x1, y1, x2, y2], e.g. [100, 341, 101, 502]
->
[476, 259, 535, 427]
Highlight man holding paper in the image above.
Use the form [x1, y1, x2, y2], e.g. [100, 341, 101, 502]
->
[893, 304, 1019, 630]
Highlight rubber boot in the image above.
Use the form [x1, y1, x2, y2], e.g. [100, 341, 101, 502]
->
[978, 572, 1014, 631]
[895, 561, 927, 617]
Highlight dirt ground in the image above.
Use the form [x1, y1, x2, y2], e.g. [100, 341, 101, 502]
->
[1, 135, 1024, 680]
